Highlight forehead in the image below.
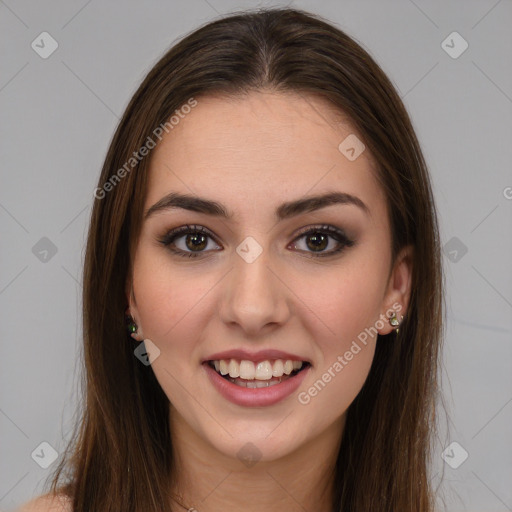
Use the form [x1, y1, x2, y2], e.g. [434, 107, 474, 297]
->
[146, 91, 386, 221]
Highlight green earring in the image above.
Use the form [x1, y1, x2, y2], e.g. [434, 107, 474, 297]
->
[126, 316, 138, 334]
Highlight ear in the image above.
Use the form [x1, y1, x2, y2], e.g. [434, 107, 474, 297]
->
[377, 245, 414, 335]
[125, 274, 144, 341]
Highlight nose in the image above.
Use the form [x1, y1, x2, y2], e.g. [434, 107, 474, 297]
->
[218, 246, 291, 337]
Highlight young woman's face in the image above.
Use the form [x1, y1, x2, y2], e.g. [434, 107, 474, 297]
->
[128, 91, 411, 462]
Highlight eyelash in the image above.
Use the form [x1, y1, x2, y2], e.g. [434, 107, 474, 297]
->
[158, 224, 355, 259]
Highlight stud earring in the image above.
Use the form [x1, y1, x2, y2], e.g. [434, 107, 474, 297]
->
[126, 316, 138, 335]
[389, 312, 403, 334]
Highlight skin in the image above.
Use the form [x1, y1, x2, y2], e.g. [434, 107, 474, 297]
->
[127, 91, 413, 511]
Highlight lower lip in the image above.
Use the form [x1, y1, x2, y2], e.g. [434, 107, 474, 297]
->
[203, 362, 311, 407]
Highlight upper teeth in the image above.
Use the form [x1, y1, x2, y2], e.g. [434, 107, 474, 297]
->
[212, 359, 303, 380]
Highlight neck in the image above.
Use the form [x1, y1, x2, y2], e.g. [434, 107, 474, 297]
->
[168, 409, 344, 512]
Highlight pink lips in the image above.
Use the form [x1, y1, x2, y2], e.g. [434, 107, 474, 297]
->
[203, 360, 311, 407]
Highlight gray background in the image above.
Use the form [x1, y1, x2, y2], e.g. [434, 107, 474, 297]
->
[1, 1, 511, 511]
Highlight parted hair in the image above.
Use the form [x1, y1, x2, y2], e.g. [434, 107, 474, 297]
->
[44, 7, 444, 511]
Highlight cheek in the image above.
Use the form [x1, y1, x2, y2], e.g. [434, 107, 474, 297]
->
[298, 341, 376, 425]
[294, 301, 379, 424]
[292, 260, 386, 410]
[132, 249, 208, 340]
[297, 259, 388, 345]
[131, 253, 213, 403]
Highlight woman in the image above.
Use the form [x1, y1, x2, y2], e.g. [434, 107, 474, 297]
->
[21, 7, 444, 512]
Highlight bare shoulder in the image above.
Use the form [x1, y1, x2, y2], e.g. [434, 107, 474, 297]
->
[17, 493, 72, 512]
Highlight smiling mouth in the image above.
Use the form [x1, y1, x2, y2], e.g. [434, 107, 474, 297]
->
[207, 358, 311, 388]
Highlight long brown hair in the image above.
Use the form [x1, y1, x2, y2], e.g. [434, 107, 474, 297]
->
[45, 7, 444, 511]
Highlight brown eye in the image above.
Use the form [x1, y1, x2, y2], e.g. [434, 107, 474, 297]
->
[185, 233, 208, 251]
[159, 225, 221, 258]
[290, 225, 355, 257]
[305, 232, 329, 252]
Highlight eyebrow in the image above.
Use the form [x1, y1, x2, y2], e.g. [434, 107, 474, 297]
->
[144, 191, 370, 221]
